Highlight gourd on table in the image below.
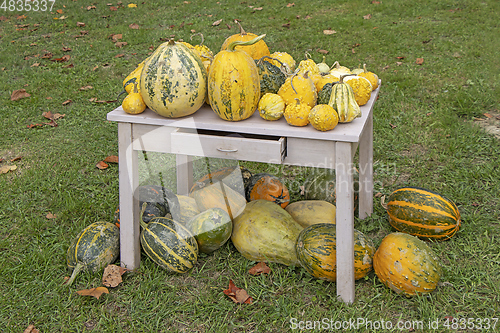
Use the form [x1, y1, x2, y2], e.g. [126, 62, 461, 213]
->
[220, 20, 270, 60]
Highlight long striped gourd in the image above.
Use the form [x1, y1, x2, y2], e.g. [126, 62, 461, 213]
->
[66, 221, 120, 286]
[208, 35, 265, 121]
[295, 223, 375, 281]
[139, 39, 207, 118]
[140, 211, 198, 273]
[386, 187, 461, 240]
[328, 74, 361, 123]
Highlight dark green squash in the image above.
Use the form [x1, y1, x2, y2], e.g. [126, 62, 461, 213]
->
[66, 221, 120, 286]
[187, 208, 232, 254]
[317, 82, 334, 105]
[255, 56, 287, 95]
[140, 204, 198, 273]
[137, 185, 180, 223]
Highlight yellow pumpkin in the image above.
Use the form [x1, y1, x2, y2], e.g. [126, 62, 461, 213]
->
[284, 98, 311, 127]
[308, 104, 339, 131]
[358, 63, 379, 91]
[189, 181, 246, 220]
[313, 73, 340, 92]
[208, 35, 264, 121]
[277, 71, 317, 108]
[329, 61, 351, 78]
[343, 75, 372, 106]
[297, 58, 320, 76]
[267, 51, 296, 73]
[220, 21, 270, 60]
[122, 83, 146, 114]
[258, 93, 285, 121]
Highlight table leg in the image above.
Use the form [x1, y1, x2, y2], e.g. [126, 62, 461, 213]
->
[335, 142, 355, 304]
[358, 111, 373, 219]
[176, 154, 193, 196]
[118, 123, 141, 270]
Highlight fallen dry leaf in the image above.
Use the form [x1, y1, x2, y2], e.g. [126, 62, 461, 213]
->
[11, 156, 22, 162]
[46, 212, 57, 219]
[223, 280, 253, 304]
[212, 19, 222, 26]
[23, 324, 40, 333]
[76, 287, 109, 299]
[115, 42, 128, 48]
[323, 29, 336, 35]
[102, 264, 131, 287]
[62, 100, 72, 106]
[115, 53, 125, 58]
[87, 5, 96, 10]
[0, 165, 17, 174]
[110, 6, 118, 11]
[62, 47, 71, 52]
[77, 22, 85, 27]
[129, 23, 140, 29]
[79, 85, 93, 91]
[26, 120, 58, 128]
[43, 111, 65, 120]
[416, 58, 424, 65]
[286, 3, 295, 7]
[56, 9, 63, 14]
[51, 55, 70, 62]
[248, 262, 271, 276]
[317, 49, 329, 54]
[110, 33, 122, 42]
[104, 155, 119, 163]
[11, 89, 31, 101]
[31, 63, 40, 67]
[96, 161, 109, 170]
[363, 14, 372, 19]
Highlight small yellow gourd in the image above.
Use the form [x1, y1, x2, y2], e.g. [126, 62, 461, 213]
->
[220, 21, 270, 60]
[122, 82, 146, 114]
[313, 73, 340, 92]
[343, 75, 372, 106]
[258, 93, 285, 121]
[308, 104, 339, 132]
[358, 63, 379, 91]
[268, 51, 296, 73]
[329, 61, 351, 78]
[284, 98, 311, 127]
[297, 58, 320, 76]
[277, 71, 317, 108]
[316, 56, 331, 74]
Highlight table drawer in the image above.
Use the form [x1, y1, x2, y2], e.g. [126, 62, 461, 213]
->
[171, 128, 286, 163]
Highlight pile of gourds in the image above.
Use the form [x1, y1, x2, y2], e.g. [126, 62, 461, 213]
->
[118, 22, 379, 132]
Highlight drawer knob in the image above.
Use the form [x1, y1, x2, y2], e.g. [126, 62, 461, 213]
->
[216, 147, 238, 153]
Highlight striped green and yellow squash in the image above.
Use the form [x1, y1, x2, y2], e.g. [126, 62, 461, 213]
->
[295, 223, 375, 281]
[386, 187, 461, 240]
[328, 74, 361, 123]
[140, 215, 198, 273]
[208, 35, 265, 121]
[139, 39, 207, 118]
[66, 221, 120, 286]
[373, 232, 442, 296]
[187, 208, 232, 254]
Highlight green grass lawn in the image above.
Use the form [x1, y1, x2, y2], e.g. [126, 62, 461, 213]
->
[1, 0, 500, 332]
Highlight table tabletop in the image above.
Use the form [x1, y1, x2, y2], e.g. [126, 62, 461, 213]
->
[107, 83, 380, 143]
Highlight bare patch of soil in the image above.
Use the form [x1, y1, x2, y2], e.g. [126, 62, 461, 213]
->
[473, 111, 500, 139]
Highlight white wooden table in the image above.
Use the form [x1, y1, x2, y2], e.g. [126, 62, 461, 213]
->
[107, 83, 380, 304]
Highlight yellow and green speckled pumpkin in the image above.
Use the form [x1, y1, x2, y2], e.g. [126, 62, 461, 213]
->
[373, 232, 442, 296]
[386, 187, 461, 240]
[208, 35, 265, 121]
[258, 93, 285, 121]
[295, 223, 375, 281]
[139, 39, 207, 118]
[308, 104, 339, 132]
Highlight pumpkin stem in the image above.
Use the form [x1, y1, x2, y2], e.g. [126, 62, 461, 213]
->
[339, 73, 356, 83]
[167, 39, 175, 46]
[227, 34, 266, 51]
[363, 63, 368, 73]
[289, 71, 298, 95]
[65, 262, 84, 286]
[235, 20, 247, 35]
[304, 50, 312, 60]
[139, 202, 149, 229]
[331, 61, 340, 70]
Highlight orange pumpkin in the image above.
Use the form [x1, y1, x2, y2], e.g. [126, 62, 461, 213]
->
[245, 173, 290, 208]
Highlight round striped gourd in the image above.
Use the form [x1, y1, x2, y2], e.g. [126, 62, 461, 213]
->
[140, 212, 198, 273]
[285, 200, 336, 228]
[187, 208, 232, 254]
[139, 39, 207, 118]
[245, 173, 290, 208]
[220, 21, 270, 60]
[66, 221, 120, 286]
[208, 35, 265, 121]
[295, 223, 375, 281]
[373, 232, 442, 296]
[386, 187, 461, 240]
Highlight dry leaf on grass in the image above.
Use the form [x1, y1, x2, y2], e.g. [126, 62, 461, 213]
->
[0, 165, 17, 174]
[46, 212, 57, 219]
[104, 155, 119, 163]
[363, 14, 372, 19]
[212, 19, 222, 26]
[102, 264, 131, 287]
[76, 287, 109, 299]
[416, 58, 424, 65]
[79, 85, 93, 91]
[248, 262, 271, 275]
[323, 29, 336, 35]
[129, 23, 139, 29]
[223, 280, 253, 304]
[23, 324, 40, 333]
[96, 161, 109, 170]
[11, 89, 30, 101]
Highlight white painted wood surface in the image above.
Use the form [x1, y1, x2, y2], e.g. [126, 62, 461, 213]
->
[108, 82, 381, 303]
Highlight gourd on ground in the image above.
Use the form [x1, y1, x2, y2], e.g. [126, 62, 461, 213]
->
[139, 39, 207, 118]
[231, 200, 304, 266]
[385, 187, 461, 240]
[66, 221, 120, 286]
[208, 35, 265, 121]
[245, 173, 290, 208]
[285, 200, 336, 228]
[189, 181, 247, 220]
[373, 232, 442, 296]
[295, 223, 375, 281]
[187, 208, 232, 254]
